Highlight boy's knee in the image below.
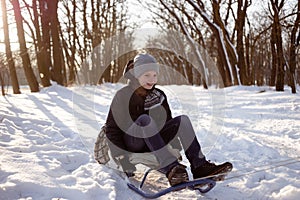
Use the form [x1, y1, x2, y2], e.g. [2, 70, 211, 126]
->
[136, 114, 151, 127]
[181, 115, 189, 121]
[175, 115, 190, 124]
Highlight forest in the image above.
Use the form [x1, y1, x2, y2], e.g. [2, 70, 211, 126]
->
[0, 0, 299, 95]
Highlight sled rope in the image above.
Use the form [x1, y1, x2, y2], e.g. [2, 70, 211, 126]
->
[225, 157, 300, 181]
[189, 157, 300, 181]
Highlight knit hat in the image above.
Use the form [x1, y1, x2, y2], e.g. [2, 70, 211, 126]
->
[133, 53, 159, 78]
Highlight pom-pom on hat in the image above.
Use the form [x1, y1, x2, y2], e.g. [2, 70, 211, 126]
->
[133, 53, 159, 78]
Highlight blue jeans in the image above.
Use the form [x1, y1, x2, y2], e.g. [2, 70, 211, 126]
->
[124, 114, 206, 173]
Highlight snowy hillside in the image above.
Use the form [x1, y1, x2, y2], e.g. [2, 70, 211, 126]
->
[0, 83, 299, 200]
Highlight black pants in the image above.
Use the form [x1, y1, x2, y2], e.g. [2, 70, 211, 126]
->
[124, 114, 206, 173]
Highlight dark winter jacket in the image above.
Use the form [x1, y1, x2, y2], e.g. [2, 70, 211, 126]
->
[105, 79, 172, 157]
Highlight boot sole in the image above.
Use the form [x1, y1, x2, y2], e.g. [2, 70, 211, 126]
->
[194, 164, 232, 189]
[210, 164, 233, 181]
[169, 174, 189, 186]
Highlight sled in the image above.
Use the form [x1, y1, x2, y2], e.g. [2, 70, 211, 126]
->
[94, 125, 230, 198]
[125, 168, 216, 199]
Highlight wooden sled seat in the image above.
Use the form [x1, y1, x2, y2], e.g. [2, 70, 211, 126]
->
[128, 146, 182, 169]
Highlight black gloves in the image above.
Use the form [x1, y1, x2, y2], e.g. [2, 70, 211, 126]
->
[117, 155, 136, 177]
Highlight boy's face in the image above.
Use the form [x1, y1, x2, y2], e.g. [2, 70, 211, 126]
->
[137, 70, 158, 90]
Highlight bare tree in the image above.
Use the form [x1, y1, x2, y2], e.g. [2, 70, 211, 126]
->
[142, 0, 299, 89]
[2, 0, 297, 90]
[288, 0, 300, 94]
[269, 0, 285, 91]
[47, 0, 64, 85]
[1, 0, 20, 94]
[60, 0, 78, 84]
[32, 0, 51, 87]
[11, 0, 39, 92]
[208, 0, 239, 86]
[39, 0, 53, 85]
[144, 0, 240, 87]
[236, 0, 251, 85]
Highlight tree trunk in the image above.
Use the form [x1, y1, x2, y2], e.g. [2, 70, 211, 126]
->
[68, 0, 77, 84]
[33, 0, 51, 87]
[48, 0, 64, 85]
[12, 0, 39, 92]
[270, 27, 277, 86]
[211, 0, 238, 86]
[0, 70, 5, 95]
[1, 0, 20, 94]
[185, 0, 236, 87]
[39, 0, 52, 83]
[288, 0, 300, 94]
[270, 0, 285, 91]
[236, 0, 249, 85]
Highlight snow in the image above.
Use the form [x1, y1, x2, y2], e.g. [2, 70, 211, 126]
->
[1, 83, 300, 200]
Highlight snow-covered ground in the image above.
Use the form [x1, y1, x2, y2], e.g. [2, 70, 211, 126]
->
[0, 83, 299, 200]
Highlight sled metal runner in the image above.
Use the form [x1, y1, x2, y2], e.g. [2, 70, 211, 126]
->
[126, 169, 216, 199]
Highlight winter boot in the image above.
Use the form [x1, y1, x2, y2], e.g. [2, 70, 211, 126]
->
[192, 161, 233, 180]
[167, 163, 189, 186]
